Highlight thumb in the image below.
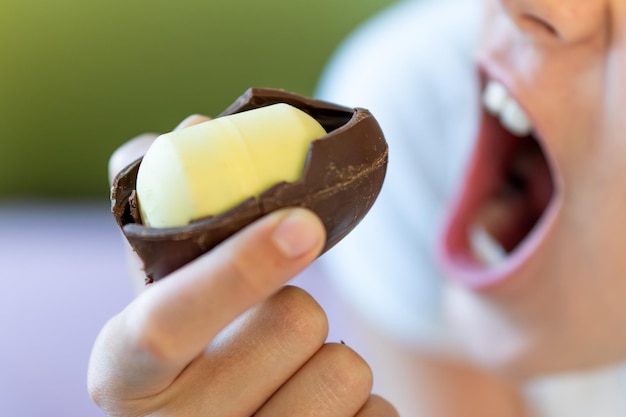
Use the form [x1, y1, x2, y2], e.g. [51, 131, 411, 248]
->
[88, 208, 326, 407]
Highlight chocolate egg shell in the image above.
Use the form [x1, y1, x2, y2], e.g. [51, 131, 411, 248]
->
[111, 88, 388, 283]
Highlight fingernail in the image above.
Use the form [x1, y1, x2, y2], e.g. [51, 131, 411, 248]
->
[272, 209, 324, 258]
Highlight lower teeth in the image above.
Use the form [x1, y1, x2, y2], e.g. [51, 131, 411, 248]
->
[469, 224, 507, 267]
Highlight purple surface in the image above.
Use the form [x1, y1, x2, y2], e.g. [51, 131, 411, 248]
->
[0, 201, 133, 417]
[0, 201, 343, 416]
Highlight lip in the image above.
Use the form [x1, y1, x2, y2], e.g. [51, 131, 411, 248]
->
[437, 68, 563, 290]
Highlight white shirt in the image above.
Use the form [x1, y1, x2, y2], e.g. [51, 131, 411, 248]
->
[317, 0, 480, 352]
[315, 0, 626, 416]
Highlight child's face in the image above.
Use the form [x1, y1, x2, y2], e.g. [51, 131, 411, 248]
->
[439, 0, 626, 378]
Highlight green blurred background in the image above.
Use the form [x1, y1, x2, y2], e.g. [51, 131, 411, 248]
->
[0, 0, 397, 199]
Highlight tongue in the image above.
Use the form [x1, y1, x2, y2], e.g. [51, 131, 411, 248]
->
[471, 138, 553, 261]
[472, 186, 530, 255]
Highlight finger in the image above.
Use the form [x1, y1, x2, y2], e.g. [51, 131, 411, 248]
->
[254, 343, 374, 417]
[108, 133, 158, 184]
[153, 286, 329, 416]
[355, 395, 400, 417]
[89, 207, 326, 401]
[174, 113, 211, 130]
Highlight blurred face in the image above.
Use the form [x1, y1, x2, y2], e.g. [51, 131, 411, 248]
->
[439, 0, 626, 379]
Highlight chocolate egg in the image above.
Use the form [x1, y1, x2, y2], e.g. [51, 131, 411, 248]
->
[111, 88, 388, 283]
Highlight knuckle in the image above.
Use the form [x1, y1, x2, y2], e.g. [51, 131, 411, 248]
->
[130, 325, 172, 364]
[225, 251, 270, 300]
[124, 299, 179, 364]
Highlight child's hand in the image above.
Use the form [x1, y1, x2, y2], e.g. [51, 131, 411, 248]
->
[88, 118, 398, 416]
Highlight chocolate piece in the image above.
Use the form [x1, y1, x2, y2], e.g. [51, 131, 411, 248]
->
[111, 88, 388, 283]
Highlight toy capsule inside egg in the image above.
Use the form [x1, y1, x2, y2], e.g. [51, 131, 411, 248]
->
[111, 88, 388, 283]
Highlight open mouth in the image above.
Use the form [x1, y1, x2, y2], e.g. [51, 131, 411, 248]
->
[439, 75, 561, 288]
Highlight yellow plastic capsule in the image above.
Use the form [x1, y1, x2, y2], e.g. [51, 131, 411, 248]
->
[136, 103, 326, 228]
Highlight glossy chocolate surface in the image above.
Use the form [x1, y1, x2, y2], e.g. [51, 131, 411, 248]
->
[111, 88, 388, 283]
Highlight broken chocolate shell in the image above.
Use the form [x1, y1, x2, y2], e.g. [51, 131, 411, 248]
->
[111, 88, 388, 283]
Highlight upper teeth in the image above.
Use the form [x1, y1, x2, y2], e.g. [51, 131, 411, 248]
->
[483, 80, 533, 137]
